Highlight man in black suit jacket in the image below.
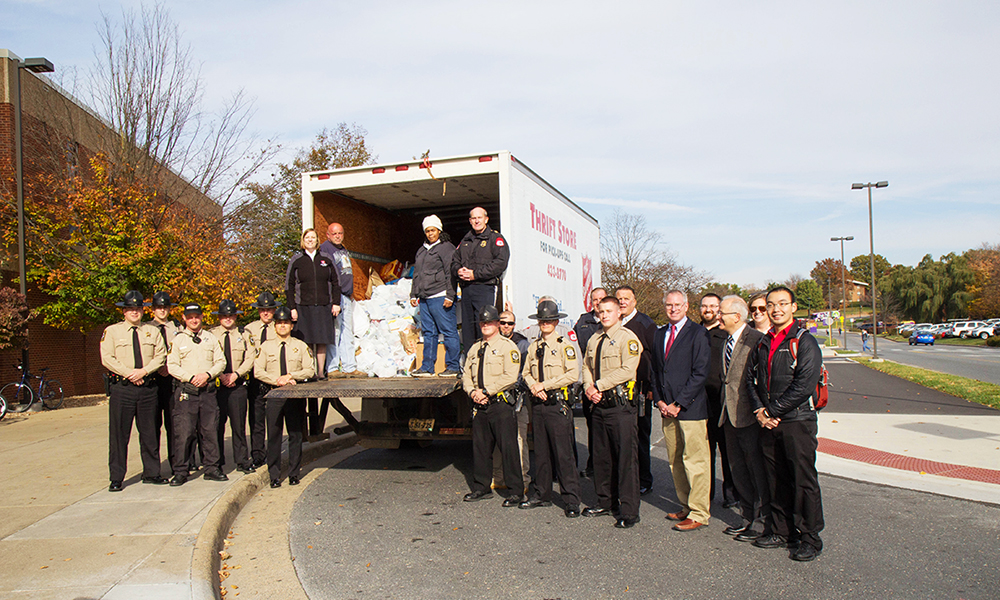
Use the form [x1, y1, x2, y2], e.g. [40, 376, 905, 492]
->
[616, 286, 657, 494]
[702, 293, 738, 508]
[652, 290, 712, 531]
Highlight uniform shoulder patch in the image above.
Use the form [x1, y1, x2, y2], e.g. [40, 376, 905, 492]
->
[510, 350, 520, 363]
[565, 346, 577, 360]
[628, 340, 639, 356]
[567, 330, 577, 342]
[496, 238, 505, 247]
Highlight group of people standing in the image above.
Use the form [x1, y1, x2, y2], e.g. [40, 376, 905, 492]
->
[101, 289, 318, 491]
[461, 285, 826, 562]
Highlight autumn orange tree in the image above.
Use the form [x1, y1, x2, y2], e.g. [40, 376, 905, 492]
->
[2, 155, 254, 332]
[966, 244, 1000, 319]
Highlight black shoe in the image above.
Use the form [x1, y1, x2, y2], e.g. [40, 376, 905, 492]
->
[582, 506, 611, 518]
[236, 465, 254, 474]
[169, 475, 187, 487]
[289, 476, 300, 486]
[565, 506, 580, 518]
[615, 516, 640, 529]
[438, 369, 461, 377]
[204, 471, 229, 482]
[518, 498, 552, 509]
[270, 479, 281, 488]
[724, 524, 751, 537]
[639, 486, 652, 496]
[141, 476, 169, 485]
[753, 534, 789, 549]
[735, 530, 763, 543]
[502, 496, 524, 507]
[791, 544, 822, 562]
[463, 490, 493, 502]
[109, 481, 123, 492]
[251, 460, 265, 470]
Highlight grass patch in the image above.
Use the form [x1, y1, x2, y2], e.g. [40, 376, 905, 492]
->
[935, 337, 988, 347]
[850, 357, 1000, 410]
[835, 350, 859, 355]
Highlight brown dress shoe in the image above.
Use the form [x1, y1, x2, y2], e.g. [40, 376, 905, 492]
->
[665, 510, 690, 521]
[672, 518, 707, 531]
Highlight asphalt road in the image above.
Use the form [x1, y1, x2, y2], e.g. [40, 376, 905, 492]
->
[290, 405, 999, 600]
[838, 331, 1000, 385]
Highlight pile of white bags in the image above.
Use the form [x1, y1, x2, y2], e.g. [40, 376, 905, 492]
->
[353, 278, 420, 377]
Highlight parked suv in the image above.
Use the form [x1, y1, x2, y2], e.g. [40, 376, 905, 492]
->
[950, 321, 989, 339]
[968, 324, 995, 339]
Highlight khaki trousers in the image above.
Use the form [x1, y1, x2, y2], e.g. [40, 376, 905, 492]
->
[662, 417, 711, 524]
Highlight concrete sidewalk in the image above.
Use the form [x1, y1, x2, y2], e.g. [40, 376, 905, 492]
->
[0, 398, 358, 600]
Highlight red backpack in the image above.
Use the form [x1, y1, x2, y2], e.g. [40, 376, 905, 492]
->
[789, 330, 829, 411]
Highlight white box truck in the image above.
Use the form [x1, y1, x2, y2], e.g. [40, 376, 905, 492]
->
[272, 151, 601, 446]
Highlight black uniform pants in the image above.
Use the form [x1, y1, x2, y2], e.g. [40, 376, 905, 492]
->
[760, 420, 824, 549]
[108, 382, 161, 482]
[459, 283, 496, 354]
[266, 397, 305, 481]
[171, 388, 221, 477]
[637, 395, 653, 489]
[591, 401, 640, 519]
[708, 418, 737, 503]
[248, 380, 267, 465]
[215, 382, 250, 470]
[724, 420, 770, 527]
[472, 401, 522, 494]
[581, 396, 594, 472]
[528, 402, 582, 507]
[154, 374, 175, 466]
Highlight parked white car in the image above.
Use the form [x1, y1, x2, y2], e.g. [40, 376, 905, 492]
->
[950, 321, 989, 339]
[968, 324, 995, 339]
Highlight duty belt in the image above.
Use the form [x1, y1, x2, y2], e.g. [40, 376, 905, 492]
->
[214, 373, 249, 387]
[598, 381, 637, 408]
[107, 373, 157, 388]
[533, 387, 571, 406]
[487, 390, 516, 406]
[178, 381, 217, 395]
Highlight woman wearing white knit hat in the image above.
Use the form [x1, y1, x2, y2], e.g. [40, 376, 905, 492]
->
[409, 215, 461, 376]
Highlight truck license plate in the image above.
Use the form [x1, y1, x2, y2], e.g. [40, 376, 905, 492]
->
[408, 418, 435, 432]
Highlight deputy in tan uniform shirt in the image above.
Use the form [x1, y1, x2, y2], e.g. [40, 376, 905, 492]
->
[148, 291, 182, 468]
[461, 305, 523, 505]
[520, 299, 583, 516]
[581, 296, 642, 528]
[167, 303, 227, 485]
[254, 306, 316, 487]
[245, 291, 280, 468]
[210, 299, 256, 474]
[100, 290, 168, 492]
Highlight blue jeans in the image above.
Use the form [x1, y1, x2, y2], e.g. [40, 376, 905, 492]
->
[326, 294, 356, 372]
[419, 297, 460, 372]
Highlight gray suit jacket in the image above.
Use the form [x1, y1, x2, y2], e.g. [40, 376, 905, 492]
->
[719, 325, 765, 428]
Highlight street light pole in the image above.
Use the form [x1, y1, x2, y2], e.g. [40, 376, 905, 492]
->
[831, 235, 854, 350]
[852, 181, 888, 359]
[12, 54, 55, 375]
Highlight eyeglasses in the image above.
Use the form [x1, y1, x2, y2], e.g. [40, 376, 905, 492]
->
[499, 321, 515, 326]
[750, 306, 767, 313]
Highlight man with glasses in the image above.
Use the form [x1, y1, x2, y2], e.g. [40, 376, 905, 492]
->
[652, 290, 712, 532]
[746, 286, 825, 561]
[702, 292, 738, 509]
[496, 310, 531, 494]
[453, 207, 510, 354]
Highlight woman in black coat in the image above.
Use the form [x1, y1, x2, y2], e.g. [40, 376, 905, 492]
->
[285, 228, 341, 376]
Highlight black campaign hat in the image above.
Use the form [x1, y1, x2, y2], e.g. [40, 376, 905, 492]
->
[150, 291, 175, 307]
[116, 290, 145, 308]
[182, 303, 203, 314]
[529, 300, 567, 320]
[250, 291, 280, 309]
[273, 306, 293, 322]
[477, 305, 500, 324]
[213, 299, 243, 316]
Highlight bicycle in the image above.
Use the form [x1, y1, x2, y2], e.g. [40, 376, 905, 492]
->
[1, 361, 64, 413]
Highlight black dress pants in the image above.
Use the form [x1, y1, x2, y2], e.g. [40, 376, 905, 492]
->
[154, 374, 175, 466]
[708, 418, 737, 503]
[591, 402, 640, 520]
[637, 395, 653, 489]
[472, 401, 522, 494]
[108, 382, 161, 481]
[760, 419, 824, 549]
[459, 283, 496, 354]
[266, 397, 306, 481]
[724, 420, 770, 527]
[171, 388, 221, 477]
[215, 382, 250, 470]
[581, 396, 594, 472]
[528, 402, 582, 507]
[248, 379, 267, 465]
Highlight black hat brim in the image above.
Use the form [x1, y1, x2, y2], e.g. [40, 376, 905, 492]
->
[528, 311, 567, 320]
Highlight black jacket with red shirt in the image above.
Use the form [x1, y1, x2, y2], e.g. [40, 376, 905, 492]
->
[745, 320, 821, 422]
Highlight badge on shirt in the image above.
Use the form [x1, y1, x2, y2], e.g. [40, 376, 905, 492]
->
[480, 240, 487, 248]
[628, 340, 639, 356]
[510, 350, 520, 364]
[565, 346, 577, 360]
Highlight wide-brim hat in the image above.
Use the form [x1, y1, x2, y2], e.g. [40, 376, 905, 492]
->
[182, 303, 203, 314]
[115, 290, 145, 308]
[477, 305, 500, 324]
[150, 291, 176, 307]
[273, 306, 293, 322]
[529, 299, 567, 320]
[250, 291, 279, 309]
[213, 299, 243, 316]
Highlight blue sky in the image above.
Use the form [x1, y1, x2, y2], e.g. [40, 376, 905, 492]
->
[4, 0, 998, 288]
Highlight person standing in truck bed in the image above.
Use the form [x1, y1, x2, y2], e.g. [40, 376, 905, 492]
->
[410, 214, 461, 376]
[452, 207, 510, 355]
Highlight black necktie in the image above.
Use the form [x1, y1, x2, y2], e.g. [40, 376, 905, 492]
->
[132, 326, 143, 369]
[477, 343, 488, 389]
[158, 324, 167, 346]
[261, 326, 268, 343]
[224, 331, 233, 373]
[594, 334, 606, 381]
[279, 342, 287, 376]
[724, 335, 735, 375]
[536, 342, 547, 383]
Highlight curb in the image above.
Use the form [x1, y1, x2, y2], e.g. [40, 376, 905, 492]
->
[191, 433, 359, 600]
